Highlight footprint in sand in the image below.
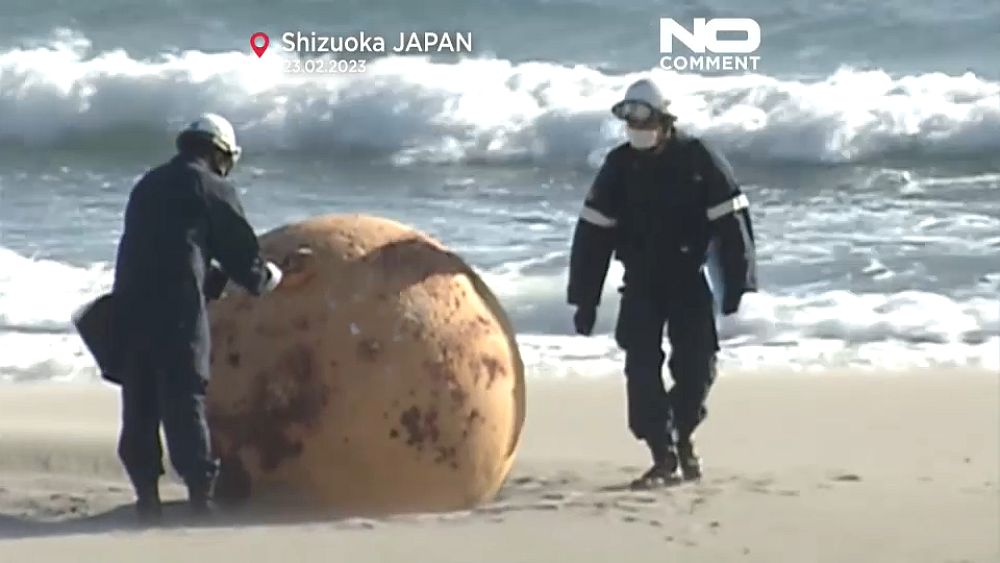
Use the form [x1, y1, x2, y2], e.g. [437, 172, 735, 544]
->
[687, 497, 707, 514]
[597, 483, 631, 493]
[626, 494, 657, 504]
[742, 477, 775, 494]
[612, 501, 642, 514]
[831, 473, 862, 482]
[507, 476, 544, 493]
[619, 514, 662, 527]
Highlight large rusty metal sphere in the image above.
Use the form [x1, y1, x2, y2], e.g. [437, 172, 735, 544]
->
[205, 214, 525, 516]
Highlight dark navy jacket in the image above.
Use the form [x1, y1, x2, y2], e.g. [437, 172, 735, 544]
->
[111, 153, 273, 378]
[567, 132, 757, 308]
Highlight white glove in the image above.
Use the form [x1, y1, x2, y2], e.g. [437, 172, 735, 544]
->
[263, 261, 283, 293]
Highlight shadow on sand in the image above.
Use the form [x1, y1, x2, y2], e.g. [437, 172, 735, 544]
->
[0, 501, 360, 541]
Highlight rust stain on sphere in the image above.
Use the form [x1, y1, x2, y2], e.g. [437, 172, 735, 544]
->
[206, 214, 525, 516]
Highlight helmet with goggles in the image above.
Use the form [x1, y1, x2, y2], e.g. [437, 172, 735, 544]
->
[611, 79, 671, 125]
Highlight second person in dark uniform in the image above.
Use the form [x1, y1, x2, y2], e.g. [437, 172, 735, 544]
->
[567, 79, 757, 488]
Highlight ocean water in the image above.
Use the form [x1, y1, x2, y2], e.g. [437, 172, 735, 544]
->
[0, 0, 998, 382]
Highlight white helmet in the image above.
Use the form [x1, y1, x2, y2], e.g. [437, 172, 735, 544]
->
[611, 78, 671, 122]
[178, 113, 242, 161]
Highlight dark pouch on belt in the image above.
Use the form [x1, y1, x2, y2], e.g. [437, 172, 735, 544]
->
[72, 293, 123, 384]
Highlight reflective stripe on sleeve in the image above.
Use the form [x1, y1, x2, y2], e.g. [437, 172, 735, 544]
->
[579, 205, 617, 228]
[706, 193, 749, 221]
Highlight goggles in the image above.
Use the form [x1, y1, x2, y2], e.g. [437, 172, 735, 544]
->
[611, 100, 658, 124]
[212, 138, 242, 163]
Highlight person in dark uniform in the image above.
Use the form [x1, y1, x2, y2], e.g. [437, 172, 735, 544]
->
[111, 113, 283, 520]
[567, 79, 757, 488]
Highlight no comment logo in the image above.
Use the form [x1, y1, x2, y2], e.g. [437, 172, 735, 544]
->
[658, 18, 761, 72]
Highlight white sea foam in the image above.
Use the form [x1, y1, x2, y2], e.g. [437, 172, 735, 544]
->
[1, 32, 998, 166]
[3, 246, 993, 382]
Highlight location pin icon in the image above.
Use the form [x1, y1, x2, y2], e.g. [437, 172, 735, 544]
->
[250, 32, 269, 58]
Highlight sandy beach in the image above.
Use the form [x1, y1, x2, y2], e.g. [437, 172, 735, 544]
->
[0, 369, 996, 562]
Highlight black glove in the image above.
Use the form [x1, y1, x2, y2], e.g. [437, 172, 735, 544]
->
[573, 306, 597, 336]
[722, 291, 742, 316]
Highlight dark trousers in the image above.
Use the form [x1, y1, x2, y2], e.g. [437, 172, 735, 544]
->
[614, 277, 719, 450]
[117, 350, 217, 494]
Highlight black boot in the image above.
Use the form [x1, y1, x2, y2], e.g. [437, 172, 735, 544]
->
[630, 439, 681, 490]
[135, 484, 162, 524]
[677, 438, 702, 480]
[187, 479, 215, 517]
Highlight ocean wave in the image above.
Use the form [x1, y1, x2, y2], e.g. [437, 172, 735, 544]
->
[1, 32, 998, 167]
[1, 246, 996, 382]
[0, 247, 112, 383]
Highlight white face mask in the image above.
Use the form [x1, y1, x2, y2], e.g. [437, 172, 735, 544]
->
[626, 127, 658, 149]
